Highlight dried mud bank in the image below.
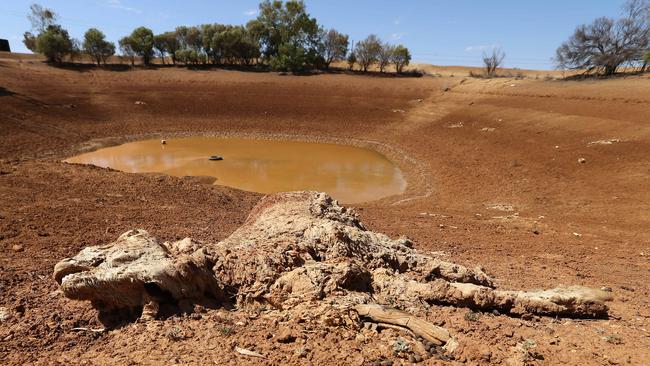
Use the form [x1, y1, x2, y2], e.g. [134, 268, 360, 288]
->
[1, 59, 649, 365]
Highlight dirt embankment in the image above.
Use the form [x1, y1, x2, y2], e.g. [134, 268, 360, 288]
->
[0, 58, 649, 365]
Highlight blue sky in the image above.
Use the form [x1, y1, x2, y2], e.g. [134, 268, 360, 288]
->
[1, 0, 627, 70]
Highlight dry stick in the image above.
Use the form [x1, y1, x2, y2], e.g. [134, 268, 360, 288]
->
[354, 304, 450, 345]
[235, 346, 265, 359]
[70, 327, 106, 333]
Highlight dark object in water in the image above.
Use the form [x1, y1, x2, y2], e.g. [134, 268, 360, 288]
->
[209, 155, 223, 161]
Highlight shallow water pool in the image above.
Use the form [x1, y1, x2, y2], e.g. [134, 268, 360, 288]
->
[66, 137, 406, 204]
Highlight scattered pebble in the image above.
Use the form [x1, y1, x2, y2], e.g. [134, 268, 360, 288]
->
[589, 139, 620, 146]
[11, 244, 24, 252]
[0, 307, 10, 322]
[578, 158, 587, 164]
[486, 203, 515, 212]
[134, 101, 146, 105]
[408, 354, 416, 363]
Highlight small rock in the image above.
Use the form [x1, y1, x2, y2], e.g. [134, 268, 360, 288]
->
[0, 307, 10, 322]
[11, 244, 24, 252]
[276, 327, 296, 343]
[134, 101, 146, 105]
[161, 140, 167, 145]
[408, 354, 416, 363]
[294, 346, 308, 358]
[578, 158, 587, 164]
[414, 354, 423, 362]
[355, 333, 366, 343]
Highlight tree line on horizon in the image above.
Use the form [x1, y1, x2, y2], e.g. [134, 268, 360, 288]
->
[21, 0, 650, 76]
[22, 1, 412, 74]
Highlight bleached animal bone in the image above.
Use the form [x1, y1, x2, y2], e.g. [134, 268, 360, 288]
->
[54, 191, 612, 325]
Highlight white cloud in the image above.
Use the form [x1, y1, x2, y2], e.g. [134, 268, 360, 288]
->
[391, 32, 406, 40]
[465, 44, 499, 52]
[106, 0, 142, 14]
[393, 18, 401, 26]
[244, 9, 258, 17]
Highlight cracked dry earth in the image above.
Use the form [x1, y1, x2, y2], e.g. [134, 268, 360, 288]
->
[1, 57, 650, 365]
[53, 191, 611, 323]
[51, 191, 612, 365]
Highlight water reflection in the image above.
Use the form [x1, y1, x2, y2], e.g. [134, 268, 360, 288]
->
[66, 137, 406, 203]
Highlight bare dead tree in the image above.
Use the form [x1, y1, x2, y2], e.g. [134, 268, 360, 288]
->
[482, 48, 505, 76]
[555, 0, 650, 75]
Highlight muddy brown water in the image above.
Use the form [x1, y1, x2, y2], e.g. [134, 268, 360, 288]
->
[65, 137, 406, 203]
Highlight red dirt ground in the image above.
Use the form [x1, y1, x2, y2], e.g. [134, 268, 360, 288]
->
[1, 56, 649, 365]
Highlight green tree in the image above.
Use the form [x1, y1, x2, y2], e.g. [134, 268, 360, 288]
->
[269, 43, 306, 71]
[347, 42, 357, 70]
[127, 27, 154, 65]
[175, 49, 199, 65]
[255, 0, 320, 70]
[175, 26, 205, 63]
[355, 35, 382, 72]
[212, 25, 260, 65]
[161, 31, 181, 65]
[118, 36, 136, 65]
[378, 43, 395, 73]
[34, 25, 74, 63]
[201, 24, 226, 64]
[320, 29, 348, 69]
[83, 28, 115, 66]
[153, 34, 168, 64]
[392, 45, 411, 73]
